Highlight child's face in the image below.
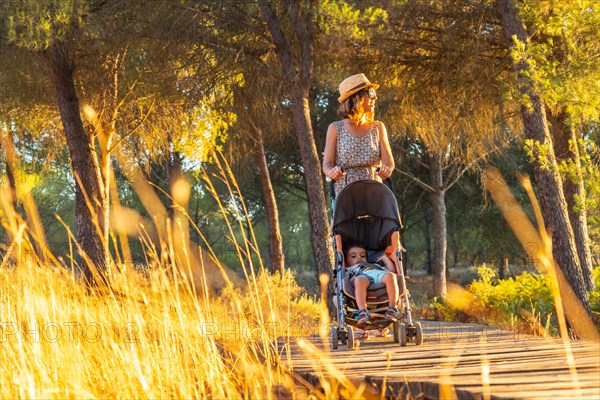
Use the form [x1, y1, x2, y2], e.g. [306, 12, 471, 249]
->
[346, 246, 367, 266]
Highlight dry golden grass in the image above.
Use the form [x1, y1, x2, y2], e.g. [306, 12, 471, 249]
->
[0, 151, 334, 399]
[0, 254, 332, 398]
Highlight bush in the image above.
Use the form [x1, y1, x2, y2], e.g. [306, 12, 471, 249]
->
[468, 265, 555, 334]
[430, 265, 556, 335]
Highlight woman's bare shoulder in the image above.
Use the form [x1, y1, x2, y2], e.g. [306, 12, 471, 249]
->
[373, 120, 388, 133]
[327, 121, 342, 133]
[368, 120, 383, 132]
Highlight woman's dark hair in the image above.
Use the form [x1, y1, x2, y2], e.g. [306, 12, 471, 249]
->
[337, 90, 368, 118]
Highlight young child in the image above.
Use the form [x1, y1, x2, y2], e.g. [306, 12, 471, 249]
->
[344, 243, 400, 326]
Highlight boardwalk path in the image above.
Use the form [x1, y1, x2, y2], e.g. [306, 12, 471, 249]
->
[282, 321, 600, 399]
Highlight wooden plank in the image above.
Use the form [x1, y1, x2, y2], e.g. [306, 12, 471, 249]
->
[371, 379, 600, 400]
[286, 337, 596, 361]
[295, 365, 600, 390]
[319, 356, 599, 381]
[289, 347, 599, 375]
[282, 341, 599, 370]
[282, 322, 600, 399]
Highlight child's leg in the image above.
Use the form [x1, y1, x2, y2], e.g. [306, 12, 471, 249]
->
[353, 276, 370, 310]
[380, 272, 399, 306]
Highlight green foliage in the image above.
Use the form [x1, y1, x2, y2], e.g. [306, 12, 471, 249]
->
[173, 103, 234, 163]
[468, 265, 554, 331]
[429, 296, 461, 322]
[317, 0, 387, 40]
[432, 265, 557, 335]
[6, 0, 89, 50]
[315, 0, 389, 86]
[512, 0, 600, 122]
[524, 139, 553, 171]
[590, 266, 600, 313]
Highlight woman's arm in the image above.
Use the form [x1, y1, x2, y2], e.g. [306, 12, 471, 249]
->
[376, 121, 394, 180]
[323, 122, 346, 180]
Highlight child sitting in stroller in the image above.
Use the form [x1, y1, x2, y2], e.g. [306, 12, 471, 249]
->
[344, 242, 400, 326]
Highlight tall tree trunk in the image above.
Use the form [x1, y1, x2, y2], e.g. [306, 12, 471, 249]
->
[290, 89, 334, 285]
[547, 110, 595, 291]
[429, 152, 447, 300]
[109, 167, 132, 267]
[168, 149, 191, 263]
[480, 246, 487, 265]
[499, 256, 510, 279]
[497, 0, 590, 312]
[424, 217, 432, 274]
[44, 47, 107, 283]
[1, 129, 19, 213]
[167, 149, 183, 208]
[253, 129, 285, 274]
[259, 0, 334, 311]
[86, 102, 113, 273]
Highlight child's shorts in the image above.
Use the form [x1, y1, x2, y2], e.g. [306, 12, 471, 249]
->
[356, 268, 388, 286]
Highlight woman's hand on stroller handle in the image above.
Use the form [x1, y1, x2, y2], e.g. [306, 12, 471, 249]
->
[375, 165, 392, 180]
[326, 165, 346, 180]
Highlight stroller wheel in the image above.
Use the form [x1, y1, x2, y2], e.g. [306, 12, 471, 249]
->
[415, 321, 424, 345]
[330, 325, 339, 350]
[346, 325, 354, 350]
[392, 321, 408, 346]
[398, 323, 407, 346]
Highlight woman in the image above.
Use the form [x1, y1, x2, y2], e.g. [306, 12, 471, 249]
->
[323, 73, 396, 339]
[323, 73, 394, 198]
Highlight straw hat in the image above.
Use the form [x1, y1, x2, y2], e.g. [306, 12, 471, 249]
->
[338, 73, 379, 103]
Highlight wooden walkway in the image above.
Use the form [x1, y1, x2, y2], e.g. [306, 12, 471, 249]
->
[282, 321, 600, 399]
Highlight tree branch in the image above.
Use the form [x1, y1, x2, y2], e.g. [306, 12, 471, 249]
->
[286, 0, 313, 85]
[258, 0, 296, 79]
[398, 170, 435, 193]
[108, 99, 156, 154]
[445, 144, 506, 191]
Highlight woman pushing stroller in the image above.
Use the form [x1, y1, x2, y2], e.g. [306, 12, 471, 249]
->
[323, 74, 424, 348]
[323, 73, 399, 340]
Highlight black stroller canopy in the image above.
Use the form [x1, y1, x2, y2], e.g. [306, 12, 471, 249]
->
[332, 180, 402, 252]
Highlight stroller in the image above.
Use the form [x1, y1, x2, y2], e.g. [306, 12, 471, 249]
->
[329, 179, 423, 350]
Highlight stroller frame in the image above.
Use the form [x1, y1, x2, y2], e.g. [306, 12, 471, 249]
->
[328, 180, 423, 350]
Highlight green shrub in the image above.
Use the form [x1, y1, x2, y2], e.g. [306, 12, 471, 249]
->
[430, 265, 556, 335]
[468, 265, 555, 334]
[590, 266, 600, 313]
